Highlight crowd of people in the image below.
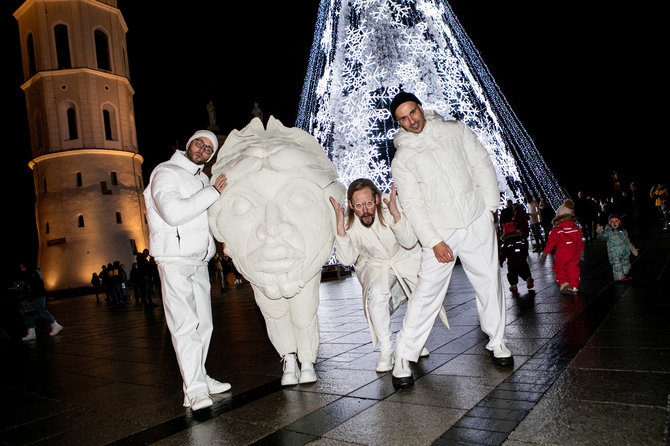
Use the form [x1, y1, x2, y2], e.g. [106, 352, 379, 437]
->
[208, 252, 243, 292]
[498, 181, 668, 296]
[90, 250, 160, 308]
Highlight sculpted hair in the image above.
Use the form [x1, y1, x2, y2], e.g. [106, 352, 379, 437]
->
[346, 178, 386, 230]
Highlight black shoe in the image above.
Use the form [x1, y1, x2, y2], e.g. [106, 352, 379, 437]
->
[491, 355, 514, 367]
[490, 344, 514, 367]
[391, 357, 414, 388]
[392, 374, 414, 388]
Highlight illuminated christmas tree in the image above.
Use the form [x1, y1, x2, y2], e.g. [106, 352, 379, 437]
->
[297, 0, 566, 208]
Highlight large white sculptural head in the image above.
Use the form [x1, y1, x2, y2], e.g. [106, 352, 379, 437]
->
[208, 116, 345, 299]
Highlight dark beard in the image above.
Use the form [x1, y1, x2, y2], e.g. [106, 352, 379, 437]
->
[185, 148, 207, 165]
[360, 212, 375, 228]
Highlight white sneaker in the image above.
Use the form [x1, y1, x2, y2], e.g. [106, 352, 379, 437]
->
[490, 342, 514, 366]
[559, 282, 570, 293]
[189, 392, 213, 411]
[206, 377, 231, 394]
[281, 353, 300, 386]
[50, 322, 63, 336]
[22, 328, 36, 341]
[299, 362, 317, 384]
[419, 347, 430, 357]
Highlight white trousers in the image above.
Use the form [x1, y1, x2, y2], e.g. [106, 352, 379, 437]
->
[366, 275, 404, 348]
[157, 262, 213, 398]
[395, 211, 506, 362]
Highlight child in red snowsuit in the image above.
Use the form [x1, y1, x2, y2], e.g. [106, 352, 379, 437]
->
[541, 199, 584, 294]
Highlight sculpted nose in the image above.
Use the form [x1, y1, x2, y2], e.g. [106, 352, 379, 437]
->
[257, 202, 290, 240]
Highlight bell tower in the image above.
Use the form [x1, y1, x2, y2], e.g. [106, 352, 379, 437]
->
[14, 0, 149, 291]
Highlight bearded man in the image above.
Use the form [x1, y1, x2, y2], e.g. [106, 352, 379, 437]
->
[144, 130, 231, 410]
[329, 179, 448, 372]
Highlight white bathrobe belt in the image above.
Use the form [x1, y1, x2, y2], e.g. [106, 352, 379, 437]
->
[380, 259, 412, 300]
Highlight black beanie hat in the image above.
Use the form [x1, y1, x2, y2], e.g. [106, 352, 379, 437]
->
[389, 92, 421, 120]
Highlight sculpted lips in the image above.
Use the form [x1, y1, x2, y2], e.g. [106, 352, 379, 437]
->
[251, 244, 301, 274]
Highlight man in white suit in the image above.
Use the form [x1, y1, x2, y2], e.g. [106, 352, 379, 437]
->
[144, 130, 232, 410]
[390, 91, 513, 388]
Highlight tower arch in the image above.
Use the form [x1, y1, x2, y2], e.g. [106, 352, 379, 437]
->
[94, 28, 111, 71]
[53, 23, 72, 69]
[58, 99, 80, 144]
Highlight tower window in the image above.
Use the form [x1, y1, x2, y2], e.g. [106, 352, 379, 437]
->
[34, 113, 44, 149]
[54, 24, 72, 69]
[103, 110, 113, 140]
[102, 107, 118, 141]
[100, 181, 112, 195]
[27, 33, 37, 76]
[76, 171, 82, 186]
[116, 212, 122, 224]
[77, 215, 85, 228]
[110, 171, 118, 185]
[43, 178, 47, 193]
[94, 29, 111, 71]
[45, 222, 50, 234]
[66, 106, 78, 140]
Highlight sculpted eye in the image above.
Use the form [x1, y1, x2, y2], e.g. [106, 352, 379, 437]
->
[288, 190, 314, 209]
[229, 196, 255, 216]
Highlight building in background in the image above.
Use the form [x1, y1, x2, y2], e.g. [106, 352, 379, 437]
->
[14, 0, 149, 291]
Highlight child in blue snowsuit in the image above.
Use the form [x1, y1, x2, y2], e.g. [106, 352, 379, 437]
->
[596, 215, 638, 281]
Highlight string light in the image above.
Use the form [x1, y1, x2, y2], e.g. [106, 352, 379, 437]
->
[297, 0, 567, 210]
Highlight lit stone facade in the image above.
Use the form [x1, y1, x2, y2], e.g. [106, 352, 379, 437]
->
[15, 0, 149, 291]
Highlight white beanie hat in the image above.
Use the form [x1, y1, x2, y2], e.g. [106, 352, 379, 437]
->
[186, 130, 219, 162]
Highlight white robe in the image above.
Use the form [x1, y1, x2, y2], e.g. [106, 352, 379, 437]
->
[334, 198, 448, 345]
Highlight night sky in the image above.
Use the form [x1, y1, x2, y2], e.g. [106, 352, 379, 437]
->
[3, 1, 665, 265]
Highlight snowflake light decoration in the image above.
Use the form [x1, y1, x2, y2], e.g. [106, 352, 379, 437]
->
[297, 0, 567, 209]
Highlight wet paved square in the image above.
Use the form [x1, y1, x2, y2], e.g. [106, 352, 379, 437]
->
[2, 229, 668, 445]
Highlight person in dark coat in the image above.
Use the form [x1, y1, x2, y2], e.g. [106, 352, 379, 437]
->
[19, 263, 63, 341]
[499, 222, 534, 294]
[539, 199, 555, 246]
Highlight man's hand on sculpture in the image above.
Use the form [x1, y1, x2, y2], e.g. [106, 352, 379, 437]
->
[383, 183, 401, 223]
[329, 196, 346, 236]
[433, 241, 455, 263]
[213, 173, 227, 193]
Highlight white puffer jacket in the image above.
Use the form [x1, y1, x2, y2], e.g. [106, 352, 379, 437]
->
[144, 150, 220, 264]
[391, 111, 500, 248]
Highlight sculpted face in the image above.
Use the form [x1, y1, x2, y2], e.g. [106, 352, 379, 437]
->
[208, 117, 345, 299]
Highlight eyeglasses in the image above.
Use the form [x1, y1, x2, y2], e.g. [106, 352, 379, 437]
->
[193, 138, 214, 155]
[353, 201, 375, 211]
